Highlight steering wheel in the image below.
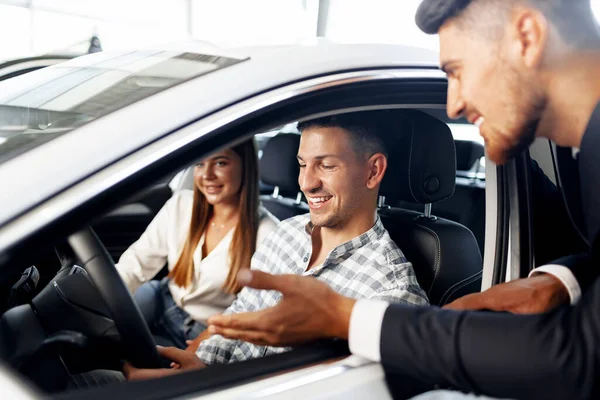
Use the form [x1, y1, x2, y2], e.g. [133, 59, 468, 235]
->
[66, 226, 161, 368]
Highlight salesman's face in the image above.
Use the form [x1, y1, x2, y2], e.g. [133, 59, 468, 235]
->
[438, 13, 547, 165]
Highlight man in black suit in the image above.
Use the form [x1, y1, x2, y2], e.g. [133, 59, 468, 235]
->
[207, 0, 600, 398]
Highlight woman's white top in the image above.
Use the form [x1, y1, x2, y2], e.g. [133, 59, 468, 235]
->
[116, 190, 279, 324]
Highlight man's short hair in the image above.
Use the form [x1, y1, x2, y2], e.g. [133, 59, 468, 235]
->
[416, 0, 598, 49]
[297, 111, 393, 159]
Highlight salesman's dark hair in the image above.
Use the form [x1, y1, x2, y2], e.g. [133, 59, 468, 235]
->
[416, 0, 600, 49]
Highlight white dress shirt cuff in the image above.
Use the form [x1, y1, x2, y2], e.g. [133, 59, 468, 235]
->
[529, 265, 581, 304]
[348, 299, 389, 362]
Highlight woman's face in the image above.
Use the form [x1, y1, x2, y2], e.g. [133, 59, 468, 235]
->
[194, 149, 243, 206]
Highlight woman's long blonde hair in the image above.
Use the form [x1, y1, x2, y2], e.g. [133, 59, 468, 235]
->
[169, 138, 260, 294]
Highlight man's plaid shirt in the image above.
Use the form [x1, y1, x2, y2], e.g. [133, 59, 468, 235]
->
[196, 213, 428, 364]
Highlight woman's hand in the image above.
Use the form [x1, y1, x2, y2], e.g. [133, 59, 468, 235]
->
[123, 346, 206, 380]
[184, 329, 211, 354]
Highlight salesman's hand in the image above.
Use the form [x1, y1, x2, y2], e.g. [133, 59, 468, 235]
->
[123, 346, 205, 381]
[207, 270, 356, 346]
[443, 273, 570, 314]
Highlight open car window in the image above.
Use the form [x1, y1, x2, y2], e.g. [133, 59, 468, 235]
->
[0, 62, 499, 399]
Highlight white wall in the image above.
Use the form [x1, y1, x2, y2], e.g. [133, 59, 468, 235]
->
[191, 0, 318, 47]
[1, 0, 600, 62]
[0, 5, 30, 60]
[0, 0, 319, 61]
[0, 0, 189, 61]
[323, 0, 438, 51]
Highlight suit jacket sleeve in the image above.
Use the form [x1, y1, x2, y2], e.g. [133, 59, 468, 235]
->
[552, 253, 598, 292]
[380, 268, 600, 400]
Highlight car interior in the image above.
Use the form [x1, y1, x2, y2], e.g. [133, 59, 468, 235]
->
[0, 82, 591, 400]
[0, 106, 491, 397]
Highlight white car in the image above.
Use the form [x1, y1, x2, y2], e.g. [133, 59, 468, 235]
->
[0, 41, 577, 399]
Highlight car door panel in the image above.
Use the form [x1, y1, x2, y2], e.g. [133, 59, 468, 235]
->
[92, 184, 172, 262]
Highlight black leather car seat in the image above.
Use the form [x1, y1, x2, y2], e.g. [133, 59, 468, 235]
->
[377, 110, 483, 306]
[259, 133, 308, 221]
[435, 139, 486, 254]
[395, 139, 486, 255]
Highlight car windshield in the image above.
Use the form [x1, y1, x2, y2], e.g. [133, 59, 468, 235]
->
[0, 50, 246, 165]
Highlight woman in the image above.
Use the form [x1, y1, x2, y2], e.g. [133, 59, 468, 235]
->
[115, 138, 278, 349]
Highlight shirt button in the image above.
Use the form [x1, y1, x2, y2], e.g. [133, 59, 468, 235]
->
[303, 256, 308, 262]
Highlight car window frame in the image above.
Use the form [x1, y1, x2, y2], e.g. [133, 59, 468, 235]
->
[0, 68, 509, 398]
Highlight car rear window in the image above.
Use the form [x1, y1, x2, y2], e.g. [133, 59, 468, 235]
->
[0, 50, 246, 165]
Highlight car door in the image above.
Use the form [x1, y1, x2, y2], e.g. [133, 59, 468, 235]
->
[0, 52, 509, 399]
[65, 70, 499, 399]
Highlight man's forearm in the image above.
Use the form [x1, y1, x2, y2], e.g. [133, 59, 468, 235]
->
[529, 266, 579, 304]
[379, 299, 598, 400]
[126, 366, 184, 381]
[328, 293, 356, 339]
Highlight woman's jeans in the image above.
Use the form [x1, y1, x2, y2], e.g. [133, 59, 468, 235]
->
[134, 278, 206, 349]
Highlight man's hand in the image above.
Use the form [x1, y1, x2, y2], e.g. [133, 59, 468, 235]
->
[185, 330, 211, 353]
[207, 270, 356, 346]
[443, 273, 570, 314]
[123, 346, 206, 381]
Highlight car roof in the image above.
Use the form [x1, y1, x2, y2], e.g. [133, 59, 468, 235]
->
[35, 38, 440, 67]
[0, 55, 76, 81]
[0, 41, 442, 231]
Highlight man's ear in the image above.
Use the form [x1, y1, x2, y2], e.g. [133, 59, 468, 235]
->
[510, 7, 548, 69]
[366, 153, 387, 189]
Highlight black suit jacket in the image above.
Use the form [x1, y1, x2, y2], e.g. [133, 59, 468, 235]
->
[530, 157, 589, 273]
[379, 106, 600, 399]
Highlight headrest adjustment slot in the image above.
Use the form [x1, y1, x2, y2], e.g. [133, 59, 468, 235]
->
[424, 203, 432, 218]
[417, 203, 437, 221]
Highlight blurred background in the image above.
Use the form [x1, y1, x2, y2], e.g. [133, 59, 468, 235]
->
[3, 0, 600, 147]
[4, 0, 600, 61]
[0, 0, 477, 61]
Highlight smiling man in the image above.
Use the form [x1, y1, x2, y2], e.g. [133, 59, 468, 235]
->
[121, 111, 428, 380]
[192, 114, 428, 365]
[207, 0, 600, 399]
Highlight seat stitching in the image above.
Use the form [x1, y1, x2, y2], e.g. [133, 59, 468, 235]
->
[449, 135, 457, 198]
[416, 224, 441, 296]
[441, 272, 482, 305]
[442, 270, 480, 295]
[439, 272, 481, 306]
[439, 270, 483, 305]
[440, 270, 482, 303]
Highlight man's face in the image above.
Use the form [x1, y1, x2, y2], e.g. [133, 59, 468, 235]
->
[439, 18, 546, 164]
[297, 127, 372, 229]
